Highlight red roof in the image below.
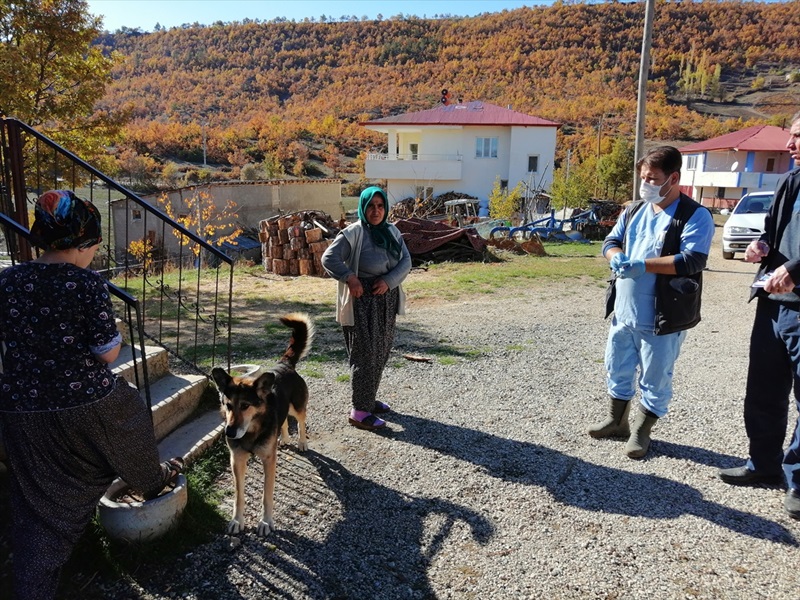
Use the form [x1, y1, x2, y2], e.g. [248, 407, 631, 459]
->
[679, 125, 790, 153]
[361, 102, 560, 128]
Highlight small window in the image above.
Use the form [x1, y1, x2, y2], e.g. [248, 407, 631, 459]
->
[500, 180, 508, 190]
[716, 187, 725, 199]
[414, 186, 433, 200]
[685, 155, 697, 170]
[132, 209, 142, 221]
[766, 158, 775, 172]
[475, 137, 498, 158]
[528, 155, 539, 173]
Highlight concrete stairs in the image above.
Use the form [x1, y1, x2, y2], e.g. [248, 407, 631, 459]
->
[111, 344, 224, 466]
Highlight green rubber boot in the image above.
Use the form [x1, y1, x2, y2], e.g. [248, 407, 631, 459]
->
[624, 406, 659, 459]
[588, 398, 631, 439]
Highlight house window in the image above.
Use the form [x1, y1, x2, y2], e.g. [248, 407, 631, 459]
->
[410, 143, 419, 160]
[500, 180, 508, 190]
[132, 209, 142, 221]
[716, 187, 726, 199]
[766, 158, 775, 172]
[528, 155, 539, 173]
[475, 137, 498, 158]
[415, 186, 433, 200]
[685, 155, 697, 170]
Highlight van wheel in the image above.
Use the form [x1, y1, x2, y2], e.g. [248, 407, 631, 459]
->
[722, 250, 735, 260]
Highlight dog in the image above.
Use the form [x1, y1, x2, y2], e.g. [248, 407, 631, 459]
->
[211, 312, 314, 536]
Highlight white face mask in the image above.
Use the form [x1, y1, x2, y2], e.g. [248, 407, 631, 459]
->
[639, 178, 673, 204]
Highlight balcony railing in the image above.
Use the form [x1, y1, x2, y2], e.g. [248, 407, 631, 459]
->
[365, 153, 464, 180]
[367, 152, 463, 161]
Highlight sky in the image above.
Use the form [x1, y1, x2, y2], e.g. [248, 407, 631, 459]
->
[86, 0, 562, 32]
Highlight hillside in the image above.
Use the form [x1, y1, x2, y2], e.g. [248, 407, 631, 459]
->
[94, 1, 800, 180]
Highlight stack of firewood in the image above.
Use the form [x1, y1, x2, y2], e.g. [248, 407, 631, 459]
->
[258, 211, 338, 276]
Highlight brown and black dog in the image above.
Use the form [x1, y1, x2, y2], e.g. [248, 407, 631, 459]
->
[211, 312, 313, 536]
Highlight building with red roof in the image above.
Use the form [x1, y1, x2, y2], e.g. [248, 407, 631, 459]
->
[678, 125, 792, 208]
[361, 101, 560, 205]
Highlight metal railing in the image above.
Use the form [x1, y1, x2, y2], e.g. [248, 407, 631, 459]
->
[0, 117, 233, 382]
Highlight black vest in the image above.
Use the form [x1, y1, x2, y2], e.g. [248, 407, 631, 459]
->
[606, 194, 704, 335]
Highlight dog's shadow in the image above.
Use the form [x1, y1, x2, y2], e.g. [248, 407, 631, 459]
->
[144, 447, 493, 599]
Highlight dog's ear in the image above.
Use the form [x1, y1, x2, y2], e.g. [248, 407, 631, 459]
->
[254, 372, 275, 400]
[211, 367, 231, 391]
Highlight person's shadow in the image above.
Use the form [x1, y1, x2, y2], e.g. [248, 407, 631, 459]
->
[385, 412, 796, 544]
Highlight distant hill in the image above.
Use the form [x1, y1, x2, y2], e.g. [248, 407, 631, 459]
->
[94, 1, 800, 178]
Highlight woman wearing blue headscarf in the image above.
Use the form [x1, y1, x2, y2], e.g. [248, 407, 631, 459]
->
[322, 187, 412, 430]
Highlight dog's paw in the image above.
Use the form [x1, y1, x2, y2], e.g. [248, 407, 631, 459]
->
[257, 518, 275, 536]
[226, 519, 243, 535]
[297, 439, 308, 452]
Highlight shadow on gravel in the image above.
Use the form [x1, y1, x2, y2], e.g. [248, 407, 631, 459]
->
[118, 449, 494, 599]
[656, 440, 756, 470]
[300, 451, 495, 598]
[388, 413, 798, 546]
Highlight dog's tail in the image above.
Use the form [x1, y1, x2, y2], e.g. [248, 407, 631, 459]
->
[279, 312, 314, 368]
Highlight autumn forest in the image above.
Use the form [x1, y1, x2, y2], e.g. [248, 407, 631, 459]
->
[13, 1, 800, 192]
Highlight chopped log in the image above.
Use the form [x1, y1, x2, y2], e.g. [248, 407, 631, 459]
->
[258, 231, 269, 243]
[282, 247, 297, 260]
[299, 259, 313, 276]
[290, 237, 306, 251]
[297, 248, 310, 259]
[278, 229, 290, 244]
[272, 259, 289, 275]
[309, 240, 330, 254]
[305, 228, 323, 243]
[289, 259, 300, 276]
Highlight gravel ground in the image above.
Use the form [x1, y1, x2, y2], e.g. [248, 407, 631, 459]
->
[77, 234, 800, 599]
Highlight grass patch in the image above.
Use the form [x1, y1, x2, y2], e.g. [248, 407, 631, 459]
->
[438, 356, 458, 365]
[335, 373, 350, 383]
[406, 250, 607, 302]
[300, 366, 323, 378]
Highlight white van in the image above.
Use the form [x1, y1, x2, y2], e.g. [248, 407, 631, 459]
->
[720, 191, 775, 260]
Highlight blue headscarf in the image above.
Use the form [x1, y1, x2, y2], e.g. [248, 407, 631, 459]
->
[357, 187, 401, 259]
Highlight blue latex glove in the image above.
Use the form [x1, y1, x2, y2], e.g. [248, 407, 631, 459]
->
[609, 252, 628, 274]
[617, 259, 646, 280]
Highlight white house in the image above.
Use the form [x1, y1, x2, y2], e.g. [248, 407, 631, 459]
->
[360, 102, 560, 204]
[678, 125, 792, 209]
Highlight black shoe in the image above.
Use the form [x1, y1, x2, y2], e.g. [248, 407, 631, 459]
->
[785, 490, 800, 519]
[718, 465, 783, 486]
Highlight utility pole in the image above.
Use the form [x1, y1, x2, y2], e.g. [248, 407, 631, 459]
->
[633, 0, 655, 201]
[202, 120, 208, 167]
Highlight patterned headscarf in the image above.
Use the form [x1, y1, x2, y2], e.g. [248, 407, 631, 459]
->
[357, 186, 401, 259]
[30, 190, 102, 251]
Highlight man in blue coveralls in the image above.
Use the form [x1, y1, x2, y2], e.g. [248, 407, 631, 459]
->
[588, 146, 715, 459]
[719, 113, 800, 519]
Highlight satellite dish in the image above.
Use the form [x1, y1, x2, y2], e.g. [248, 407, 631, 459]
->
[731, 161, 739, 171]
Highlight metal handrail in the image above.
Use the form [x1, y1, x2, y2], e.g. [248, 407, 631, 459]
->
[0, 117, 233, 377]
[0, 213, 154, 410]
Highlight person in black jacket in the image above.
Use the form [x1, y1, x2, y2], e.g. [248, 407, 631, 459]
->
[719, 113, 800, 519]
